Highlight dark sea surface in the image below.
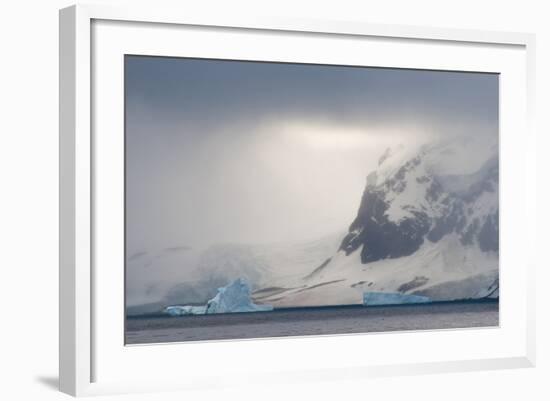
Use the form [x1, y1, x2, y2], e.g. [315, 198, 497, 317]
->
[125, 300, 498, 345]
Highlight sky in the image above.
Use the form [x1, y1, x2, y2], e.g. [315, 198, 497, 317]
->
[125, 55, 498, 254]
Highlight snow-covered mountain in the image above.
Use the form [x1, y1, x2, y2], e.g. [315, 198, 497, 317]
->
[128, 134, 499, 312]
[256, 134, 499, 307]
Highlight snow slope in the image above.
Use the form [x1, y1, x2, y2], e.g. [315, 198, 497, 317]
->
[257, 234, 497, 307]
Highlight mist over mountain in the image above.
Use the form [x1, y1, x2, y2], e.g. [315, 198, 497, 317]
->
[127, 133, 498, 312]
[250, 134, 499, 307]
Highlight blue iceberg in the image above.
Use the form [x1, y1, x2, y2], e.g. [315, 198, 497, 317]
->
[164, 278, 273, 316]
[363, 292, 431, 306]
[205, 278, 273, 314]
[164, 305, 207, 316]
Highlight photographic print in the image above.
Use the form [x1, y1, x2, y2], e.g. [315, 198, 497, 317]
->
[124, 56, 499, 344]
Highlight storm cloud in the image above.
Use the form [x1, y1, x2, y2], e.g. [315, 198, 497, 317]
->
[125, 56, 498, 256]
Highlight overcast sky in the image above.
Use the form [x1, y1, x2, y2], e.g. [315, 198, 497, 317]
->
[125, 56, 498, 253]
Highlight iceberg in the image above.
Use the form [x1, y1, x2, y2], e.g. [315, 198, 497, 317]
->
[363, 292, 431, 306]
[164, 278, 273, 316]
[205, 278, 273, 314]
[164, 305, 207, 316]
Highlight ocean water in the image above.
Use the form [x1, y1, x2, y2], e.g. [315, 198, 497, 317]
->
[125, 300, 498, 345]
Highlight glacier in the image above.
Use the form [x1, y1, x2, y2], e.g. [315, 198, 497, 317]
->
[164, 278, 273, 316]
[363, 292, 432, 306]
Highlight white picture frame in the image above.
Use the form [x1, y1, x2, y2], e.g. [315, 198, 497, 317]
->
[59, 3, 536, 397]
